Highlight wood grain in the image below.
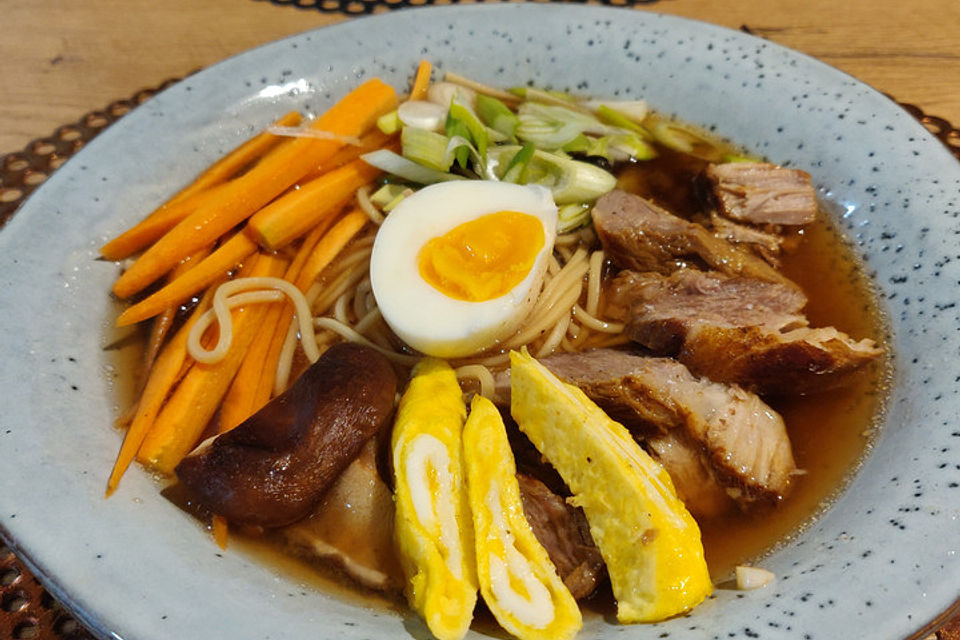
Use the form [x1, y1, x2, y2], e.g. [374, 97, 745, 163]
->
[0, 0, 335, 153]
[1, 0, 959, 154]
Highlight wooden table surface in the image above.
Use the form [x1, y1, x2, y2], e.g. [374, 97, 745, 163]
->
[2, 0, 960, 155]
[0, 1, 958, 639]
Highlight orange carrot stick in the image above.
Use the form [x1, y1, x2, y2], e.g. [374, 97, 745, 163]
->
[255, 210, 370, 404]
[136, 252, 287, 475]
[296, 208, 369, 290]
[100, 183, 229, 262]
[409, 59, 433, 101]
[217, 309, 280, 434]
[248, 158, 381, 251]
[100, 112, 301, 260]
[212, 514, 230, 549]
[144, 310, 177, 374]
[142, 246, 213, 372]
[116, 229, 259, 327]
[111, 79, 398, 299]
[218, 221, 332, 433]
[106, 286, 217, 496]
[222, 208, 366, 430]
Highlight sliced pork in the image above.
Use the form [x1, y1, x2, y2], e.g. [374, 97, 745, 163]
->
[709, 210, 785, 266]
[609, 269, 883, 394]
[537, 349, 796, 509]
[645, 430, 736, 519]
[591, 189, 797, 289]
[704, 161, 817, 226]
[517, 473, 606, 600]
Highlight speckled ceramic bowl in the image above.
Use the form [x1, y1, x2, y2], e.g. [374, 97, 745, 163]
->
[1, 5, 958, 640]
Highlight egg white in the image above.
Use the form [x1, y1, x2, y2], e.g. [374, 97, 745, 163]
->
[370, 181, 558, 359]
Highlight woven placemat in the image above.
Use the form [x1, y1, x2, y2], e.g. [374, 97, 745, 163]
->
[2, 67, 960, 640]
[258, 0, 662, 16]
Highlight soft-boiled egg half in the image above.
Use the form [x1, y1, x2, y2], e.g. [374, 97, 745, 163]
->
[370, 181, 558, 359]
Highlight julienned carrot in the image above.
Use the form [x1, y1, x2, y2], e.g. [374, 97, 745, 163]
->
[212, 514, 230, 549]
[116, 229, 259, 327]
[100, 182, 229, 262]
[256, 210, 369, 401]
[106, 286, 217, 496]
[296, 208, 370, 290]
[409, 59, 433, 101]
[142, 246, 213, 373]
[136, 252, 287, 475]
[222, 209, 365, 431]
[112, 79, 398, 299]
[217, 302, 281, 433]
[100, 111, 301, 260]
[218, 220, 332, 433]
[248, 158, 381, 250]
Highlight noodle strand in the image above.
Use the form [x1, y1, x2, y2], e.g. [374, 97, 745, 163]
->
[187, 277, 320, 366]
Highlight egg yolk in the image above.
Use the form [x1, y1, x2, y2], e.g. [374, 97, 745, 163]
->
[418, 211, 545, 302]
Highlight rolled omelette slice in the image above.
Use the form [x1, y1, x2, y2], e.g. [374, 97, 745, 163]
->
[463, 395, 582, 640]
[392, 357, 478, 640]
[509, 349, 712, 623]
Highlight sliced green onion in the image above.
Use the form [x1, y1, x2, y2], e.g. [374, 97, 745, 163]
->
[721, 152, 760, 163]
[521, 102, 608, 132]
[383, 189, 414, 212]
[446, 118, 470, 169]
[476, 94, 519, 139]
[556, 203, 592, 233]
[585, 136, 611, 162]
[377, 110, 401, 135]
[448, 98, 488, 158]
[608, 133, 657, 161]
[401, 126, 452, 171]
[585, 99, 649, 123]
[485, 126, 509, 144]
[488, 146, 616, 204]
[443, 135, 486, 176]
[647, 117, 725, 161]
[397, 100, 447, 131]
[427, 82, 478, 109]
[516, 115, 583, 150]
[370, 183, 411, 208]
[501, 142, 536, 184]
[515, 102, 607, 150]
[362, 149, 465, 185]
[562, 134, 591, 154]
[510, 87, 588, 111]
[596, 104, 649, 137]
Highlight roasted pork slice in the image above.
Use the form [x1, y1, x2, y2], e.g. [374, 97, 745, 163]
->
[709, 210, 785, 266]
[517, 473, 606, 600]
[611, 269, 883, 394]
[591, 189, 797, 289]
[538, 349, 796, 507]
[645, 430, 735, 519]
[279, 440, 403, 592]
[704, 161, 817, 226]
